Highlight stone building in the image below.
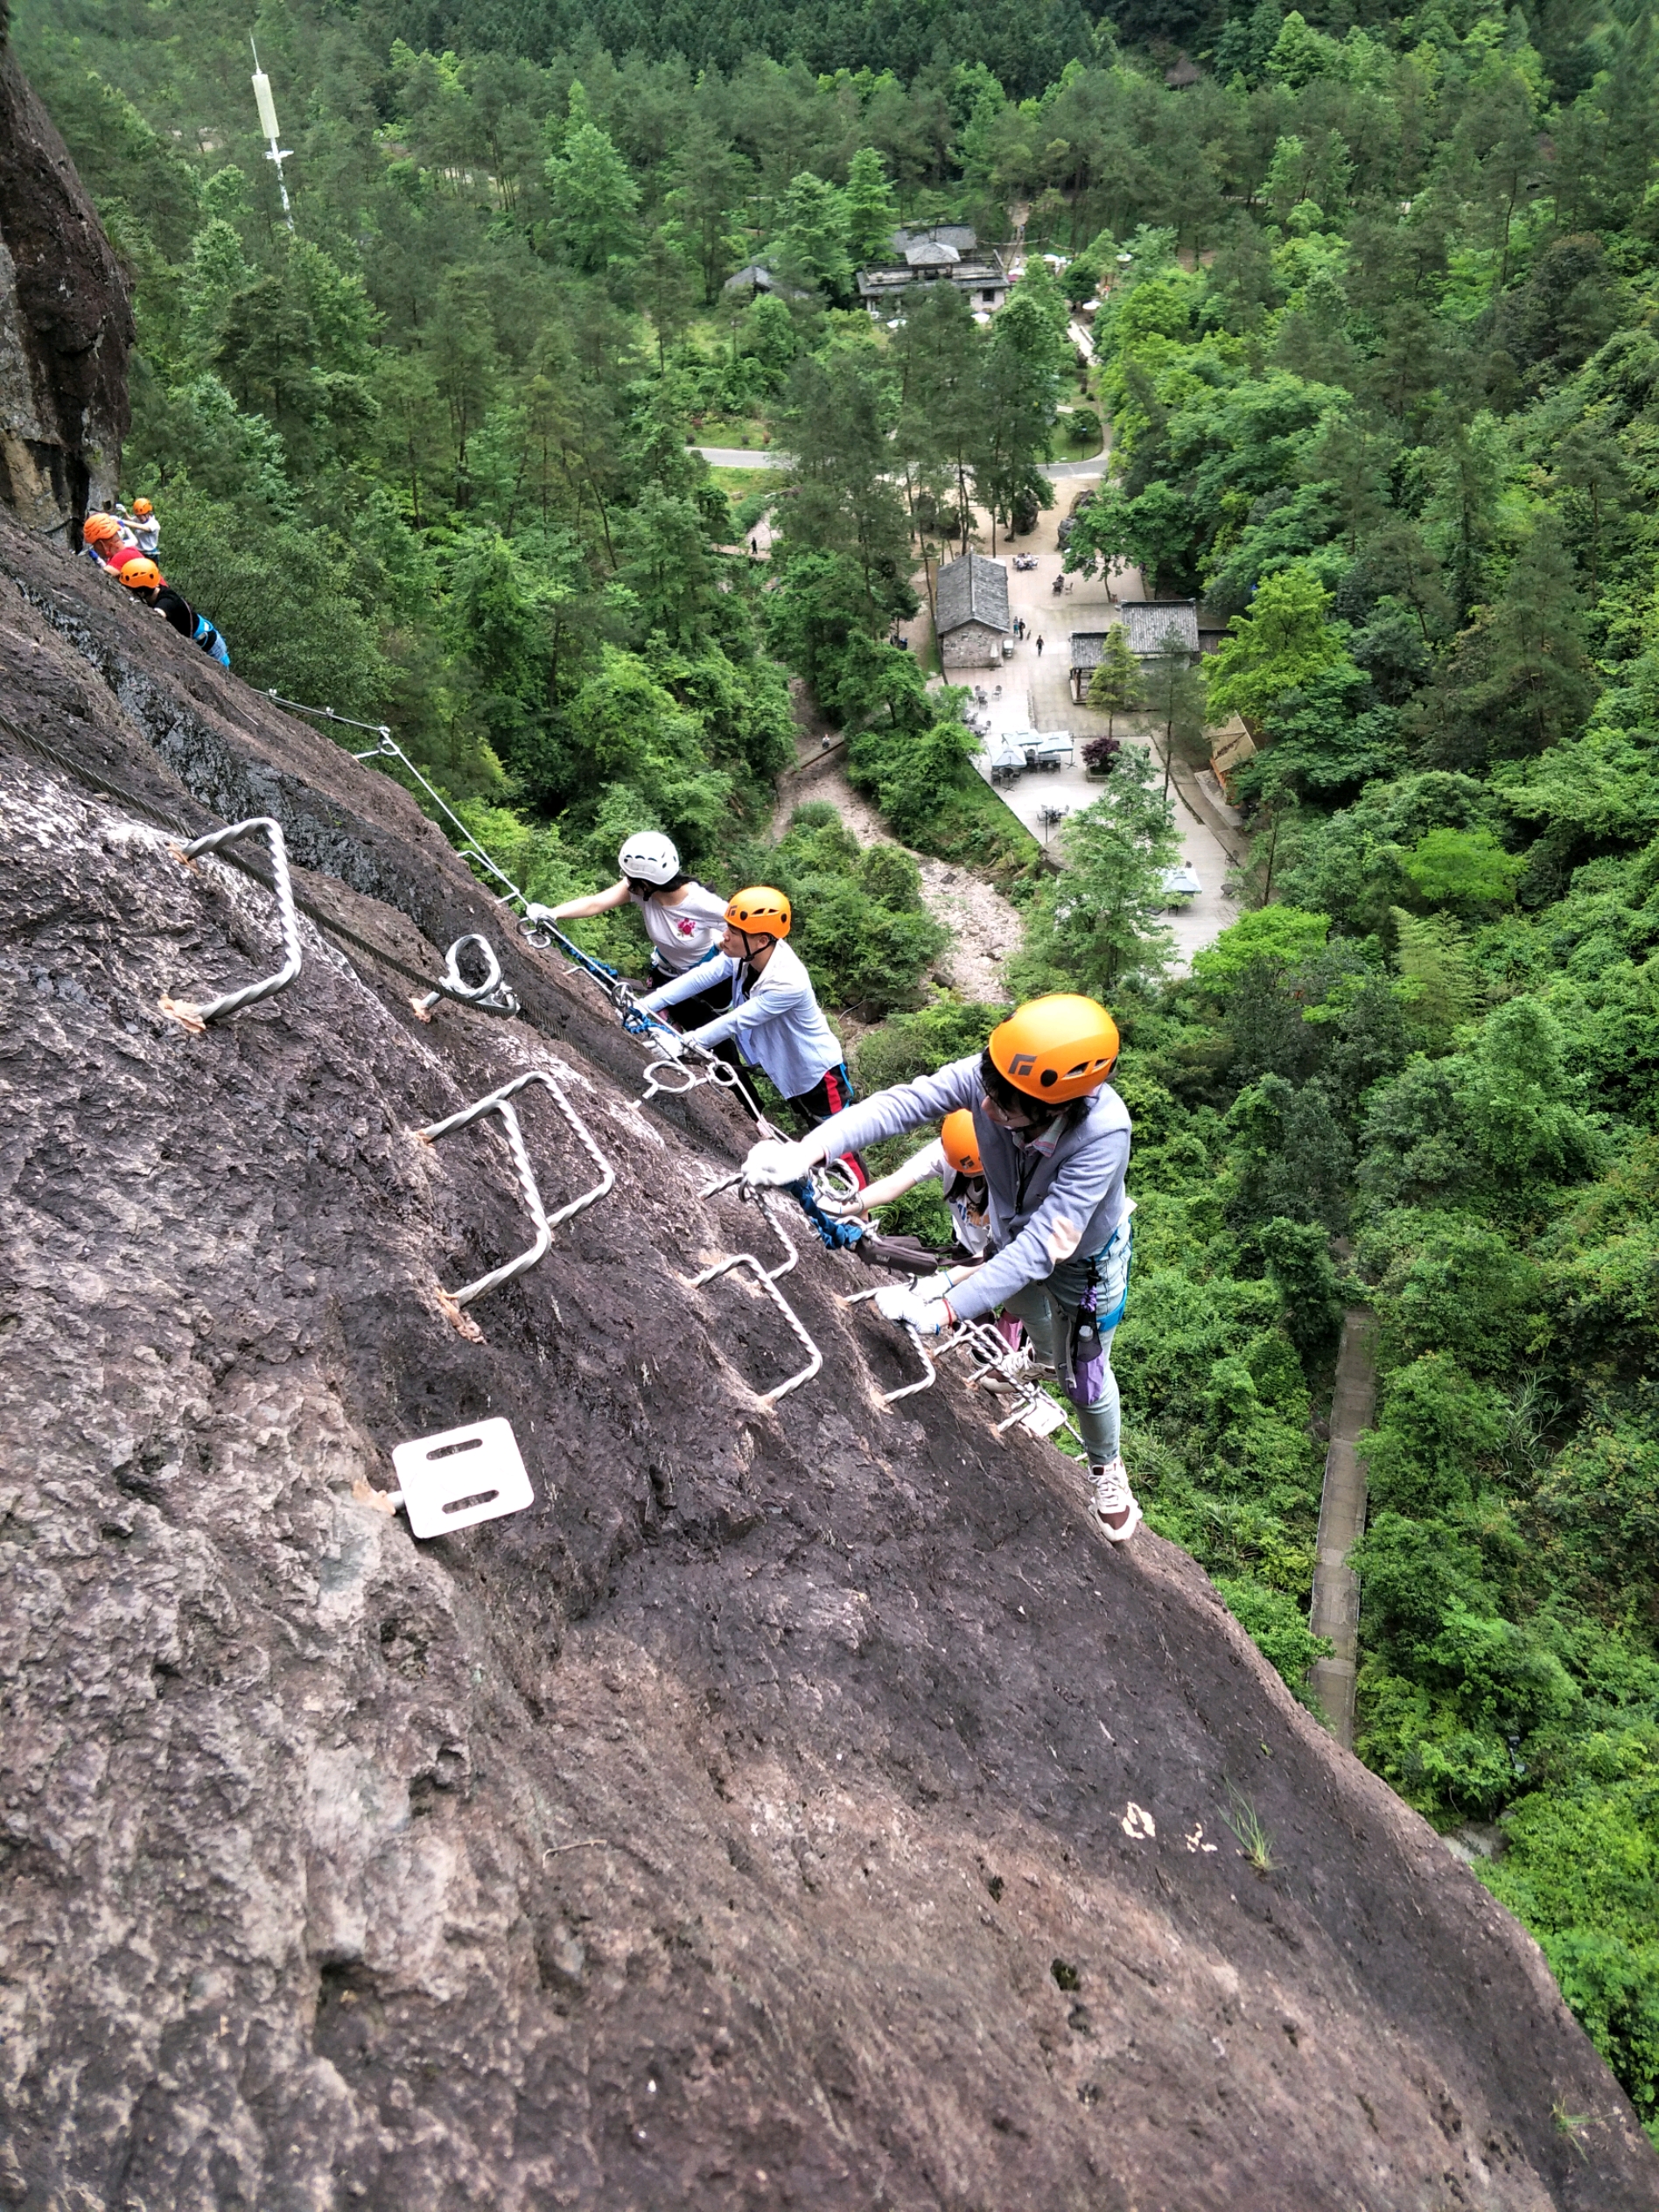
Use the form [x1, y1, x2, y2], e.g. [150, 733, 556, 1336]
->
[858, 226, 1012, 319]
[934, 552, 1011, 668]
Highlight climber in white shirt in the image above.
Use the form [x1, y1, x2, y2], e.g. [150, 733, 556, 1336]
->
[525, 831, 732, 1026]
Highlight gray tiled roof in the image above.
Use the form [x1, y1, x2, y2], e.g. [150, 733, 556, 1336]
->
[934, 553, 1011, 635]
[1118, 599, 1200, 656]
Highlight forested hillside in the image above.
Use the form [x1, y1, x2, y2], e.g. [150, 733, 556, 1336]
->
[20, 0, 1659, 2141]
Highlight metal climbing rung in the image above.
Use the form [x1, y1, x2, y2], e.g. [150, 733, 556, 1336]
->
[686, 1250, 822, 1405]
[388, 1418, 535, 1536]
[160, 816, 303, 1028]
[410, 934, 520, 1022]
[838, 1286, 938, 1404]
[935, 1318, 1073, 1438]
[416, 1068, 615, 1309]
[699, 1172, 799, 1279]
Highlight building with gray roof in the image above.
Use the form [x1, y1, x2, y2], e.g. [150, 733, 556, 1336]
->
[934, 553, 1012, 668]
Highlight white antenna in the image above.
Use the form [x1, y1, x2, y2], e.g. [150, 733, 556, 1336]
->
[248, 36, 295, 232]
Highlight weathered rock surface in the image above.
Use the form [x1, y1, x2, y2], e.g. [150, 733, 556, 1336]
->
[3, 525, 1656, 2211]
[0, 8, 133, 528]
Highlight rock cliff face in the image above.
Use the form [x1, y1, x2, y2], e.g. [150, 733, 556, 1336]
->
[0, 7, 134, 529]
[3, 526, 1658, 2212]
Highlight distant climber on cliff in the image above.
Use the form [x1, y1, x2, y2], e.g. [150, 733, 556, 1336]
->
[743, 994, 1139, 1540]
[524, 833, 731, 1026]
[117, 559, 231, 668]
[79, 512, 144, 574]
[117, 496, 160, 554]
[635, 886, 867, 1184]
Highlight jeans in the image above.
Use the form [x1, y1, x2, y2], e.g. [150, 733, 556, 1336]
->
[998, 1228, 1130, 1465]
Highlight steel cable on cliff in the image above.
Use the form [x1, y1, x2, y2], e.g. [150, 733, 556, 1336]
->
[0, 717, 519, 1017]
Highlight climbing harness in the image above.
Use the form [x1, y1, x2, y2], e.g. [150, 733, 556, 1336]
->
[411, 934, 520, 1023]
[160, 816, 303, 1030]
[385, 1417, 535, 1536]
[416, 1068, 615, 1312]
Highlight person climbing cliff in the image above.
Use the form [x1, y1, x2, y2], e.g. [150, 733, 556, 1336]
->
[525, 832, 731, 1026]
[117, 560, 230, 666]
[117, 496, 159, 554]
[79, 512, 144, 574]
[840, 1108, 991, 1265]
[743, 994, 1138, 1538]
[636, 886, 866, 1182]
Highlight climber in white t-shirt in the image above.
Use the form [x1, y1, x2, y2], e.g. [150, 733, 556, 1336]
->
[526, 832, 732, 1025]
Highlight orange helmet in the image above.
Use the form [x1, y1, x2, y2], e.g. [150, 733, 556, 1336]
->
[119, 558, 164, 590]
[132, 498, 154, 517]
[81, 513, 122, 544]
[725, 886, 791, 940]
[942, 1109, 982, 1175]
[989, 994, 1120, 1102]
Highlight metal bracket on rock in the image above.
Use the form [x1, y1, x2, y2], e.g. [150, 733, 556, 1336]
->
[688, 1171, 819, 1403]
[160, 816, 303, 1030]
[839, 1286, 938, 1404]
[686, 1249, 822, 1406]
[699, 1171, 800, 1280]
[416, 1069, 615, 1312]
[936, 1318, 1076, 1440]
[410, 934, 521, 1023]
[382, 1417, 536, 1537]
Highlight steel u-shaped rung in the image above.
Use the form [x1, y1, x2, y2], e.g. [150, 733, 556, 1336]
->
[837, 1287, 938, 1404]
[416, 1069, 615, 1308]
[699, 1172, 799, 1280]
[162, 816, 303, 1026]
[687, 1250, 822, 1405]
[411, 933, 520, 1022]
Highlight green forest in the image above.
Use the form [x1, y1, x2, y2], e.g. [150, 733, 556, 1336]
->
[21, 0, 1659, 2138]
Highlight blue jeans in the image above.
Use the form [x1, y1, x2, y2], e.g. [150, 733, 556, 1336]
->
[999, 1224, 1130, 1464]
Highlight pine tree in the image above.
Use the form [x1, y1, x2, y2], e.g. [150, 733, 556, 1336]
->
[1390, 907, 1479, 1048]
[1085, 624, 1141, 738]
[843, 147, 899, 269]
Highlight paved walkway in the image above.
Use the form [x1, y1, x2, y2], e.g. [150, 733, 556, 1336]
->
[1308, 1309, 1378, 1748]
[695, 445, 786, 468]
[956, 483, 1239, 970]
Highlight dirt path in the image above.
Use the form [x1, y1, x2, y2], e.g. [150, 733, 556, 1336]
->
[1308, 1308, 1378, 1747]
[776, 755, 1020, 1004]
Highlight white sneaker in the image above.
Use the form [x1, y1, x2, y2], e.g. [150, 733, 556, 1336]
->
[1089, 1458, 1142, 1544]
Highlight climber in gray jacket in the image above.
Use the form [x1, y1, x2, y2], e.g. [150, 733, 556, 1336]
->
[744, 992, 1139, 1540]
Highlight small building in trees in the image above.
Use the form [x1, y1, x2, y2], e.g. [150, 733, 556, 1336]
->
[1209, 716, 1256, 800]
[935, 553, 1012, 668]
[722, 262, 808, 301]
[857, 226, 1011, 319]
[1118, 599, 1200, 660]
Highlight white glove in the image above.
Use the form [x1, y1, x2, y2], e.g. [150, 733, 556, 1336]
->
[743, 1138, 820, 1188]
[874, 1284, 952, 1336]
[649, 1026, 687, 1058]
[523, 902, 556, 923]
[906, 1271, 956, 1303]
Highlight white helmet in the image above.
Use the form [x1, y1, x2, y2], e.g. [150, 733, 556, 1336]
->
[618, 831, 679, 886]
